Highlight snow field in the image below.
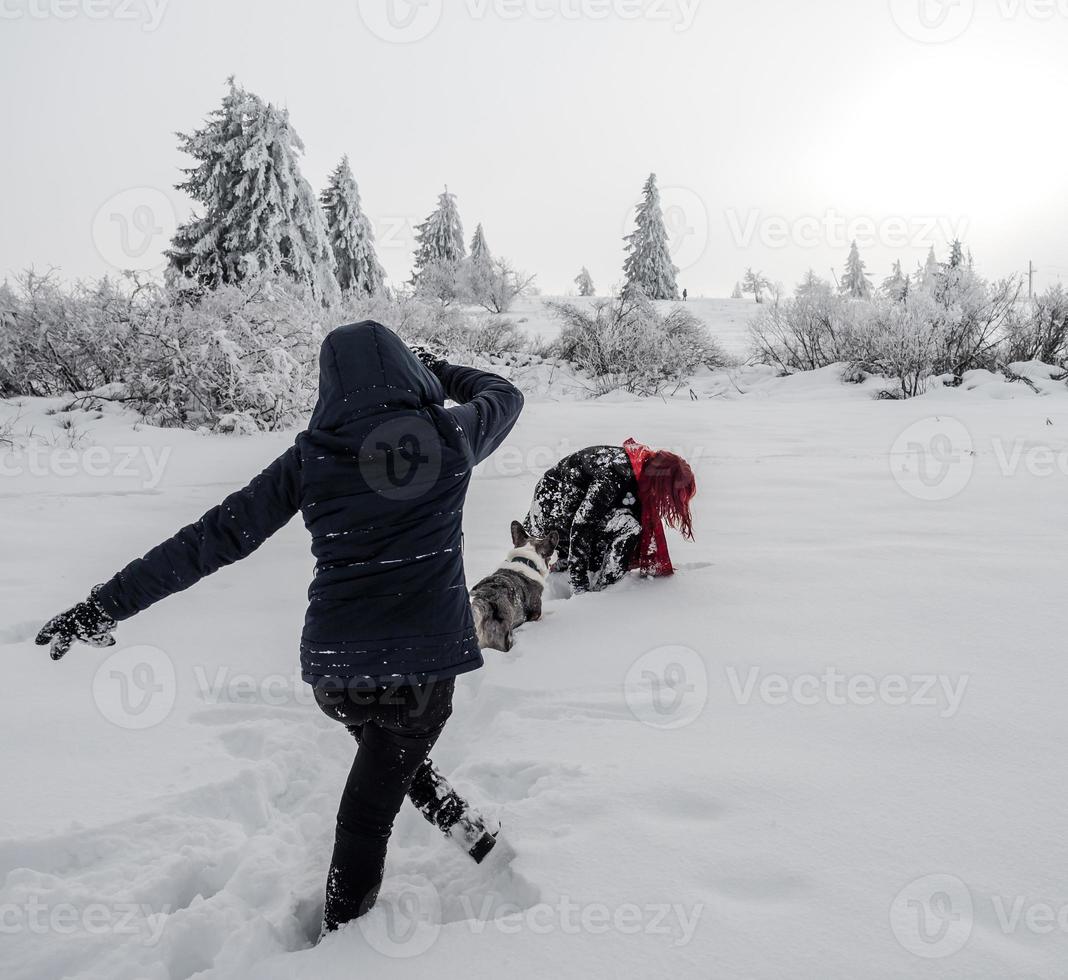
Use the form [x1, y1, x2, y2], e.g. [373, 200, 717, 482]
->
[3, 363, 1068, 978]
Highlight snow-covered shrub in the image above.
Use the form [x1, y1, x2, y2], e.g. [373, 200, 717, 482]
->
[747, 289, 853, 372]
[0, 270, 151, 397]
[843, 293, 943, 398]
[124, 279, 326, 430]
[1004, 285, 1068, 364]
[549, 292, 726, 396]
[749, 259, 1020, 395]
[463, 257, 536, 314]
[926, 265, 1018, 377]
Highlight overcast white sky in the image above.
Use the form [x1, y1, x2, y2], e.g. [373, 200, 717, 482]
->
[2, 0, 1067, 296]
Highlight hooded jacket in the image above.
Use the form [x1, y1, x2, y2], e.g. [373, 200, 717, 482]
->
[94, 322, 524, 684]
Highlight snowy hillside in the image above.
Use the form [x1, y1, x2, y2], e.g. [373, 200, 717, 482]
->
[3, 368, 1068, 979]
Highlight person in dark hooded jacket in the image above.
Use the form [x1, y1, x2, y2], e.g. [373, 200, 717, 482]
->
[36, 321, 524, 933]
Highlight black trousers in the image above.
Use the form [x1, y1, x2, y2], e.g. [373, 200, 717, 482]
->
[314, 676, 455, 931]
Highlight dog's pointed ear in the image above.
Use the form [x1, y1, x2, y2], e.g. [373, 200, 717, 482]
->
[549, 530, 560, 552]
[511, 521, 529, 547]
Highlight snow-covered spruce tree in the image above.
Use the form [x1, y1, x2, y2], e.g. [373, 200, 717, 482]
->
[881, 260, 909, 302]
[921, 246, 940, 286]
[167, 78, 339, 304]
[574, 267, 595, 297]
[462, 223, 495, 305]
[730, 281, 744, 299]
[742, 268, 770, 303]
[839, 241, 872, 300]
[623, 173, 679, 301]
[470, 223, 492, 271]
[411, 187, 466, 303]
[320, 155, 384, 298]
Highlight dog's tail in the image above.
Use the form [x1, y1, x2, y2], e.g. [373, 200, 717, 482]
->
[472, 596, 512, 653]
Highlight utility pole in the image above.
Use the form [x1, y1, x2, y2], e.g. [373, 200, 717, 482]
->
[1029, 260, 1034, 300]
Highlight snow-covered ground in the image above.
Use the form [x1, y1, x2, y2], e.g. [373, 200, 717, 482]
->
[3, 363, 1068, 979]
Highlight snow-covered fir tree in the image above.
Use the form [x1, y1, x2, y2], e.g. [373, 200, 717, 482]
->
[574, 267, 595, 297]
[921, 246, 940, 285]
[463, 223, 497, 307]
[881, 260, 909, 302]
[947, 239, 965, 269]
[623, 173, 679, 301]
[320, 155, 384, 298]
[167, 78, 339, 303]
[731, 281, 744, 299]
[411, 187, 466, 286]
[742, 268, 770, 303]
[839, 241, 872, 299]
[470, 224, 492, 271]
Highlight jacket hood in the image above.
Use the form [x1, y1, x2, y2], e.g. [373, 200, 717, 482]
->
[308, 321, 445, 431]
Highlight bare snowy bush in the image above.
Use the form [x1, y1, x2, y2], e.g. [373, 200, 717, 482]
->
[549, 292, 726, 396]
[1004, 285, 1068, 364]
[928, 267, 1019, 377]
[0, 271, 533, 428]
[749, 261, 1020, 396]
[0, 270, 155, 397]
[464, 258, 536, 314]
[843, 294, 943, 398]
[124, 280, 327, 430]
[747, 290, 853, 372]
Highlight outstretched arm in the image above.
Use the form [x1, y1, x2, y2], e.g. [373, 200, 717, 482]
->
[566, 475, 623, 594]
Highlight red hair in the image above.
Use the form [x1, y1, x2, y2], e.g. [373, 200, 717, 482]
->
[638, 451, 696, 540]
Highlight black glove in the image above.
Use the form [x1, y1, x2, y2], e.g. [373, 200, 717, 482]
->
[407, 343, 448, 378]
[35, 586, 117, 661]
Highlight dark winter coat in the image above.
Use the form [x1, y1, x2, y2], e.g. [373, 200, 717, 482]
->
[94, 322, 524, 684]
[525, 446, 640, 591]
